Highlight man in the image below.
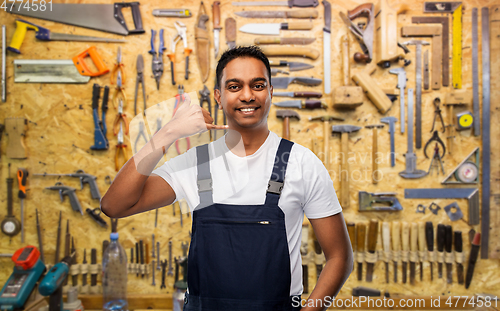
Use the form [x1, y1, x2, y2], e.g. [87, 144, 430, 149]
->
[101, 46, 353, 311]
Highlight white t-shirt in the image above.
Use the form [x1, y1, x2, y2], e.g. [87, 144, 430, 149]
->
[152, 130, 342, 295]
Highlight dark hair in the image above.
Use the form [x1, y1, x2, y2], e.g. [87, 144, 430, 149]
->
[215, 45, 271, 89]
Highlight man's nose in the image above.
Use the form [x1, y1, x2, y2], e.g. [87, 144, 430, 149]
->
[239, 85, 255, 102]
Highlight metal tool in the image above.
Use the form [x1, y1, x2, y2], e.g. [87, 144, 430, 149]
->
[274, 100, 326, 110]
[213, 2, 221, 58]
[273, 91, 322, 98]
[425, 222, 434, 281]
[389, 67, 406, 133]
[272, 77, 322, 89]
[46, 183, 83, 215]
[442, 147, 479, 184]
[423, 2, 462, 88]
[156, 241, 161, 270]
[90, 84, 109, 150]
[55, 212, 62, 264]
[427, 143, 445, 175]
[424, 131, 445, 160]
[444, 202, 463, 222]
[160, 260, 167, 289]
[232, 0, 319, 7]
[167, 21, 192, 85]
[115, 123, 128, 171]
[86, 208, 108, 228]
[239, 21, 314, 35]
[113, 99, 129, 135]
[343, 3, 374, 63]
[237, 10, 318, 19]
[152, 234, 156, 258]
[356, 223, 366, 281]
[112, 66, 127, 110]
[269, 60, 314, 72]
[225, 18, 236, 49]
[380, 117, 397, 167]
[15, 168, 28, 243]
[409, 223, 418, 285]
[401, 222, 410, 284]
[153, 9, 192, 17]
[140, 240, 145, 278]
[2, 165, 21, 238]
[403, 40, 429, 148]
[331, 125, 362, 208]
[8, 2, 145, 36]
[308, 115, 344, 171]
[437, 224, 444, 279]
[444, 225, 453, 283]
[471, 9, 480, 136]
[1, 25, 6, 102]
[431, 98, 445, 133]
[199, 86, 212, 141]
[34, 170, 101, 200]
[365, 220, 378, 282]
[149, 29, 166, 90]
[456, 111, 473, 131]
[358, 191, 403, 211]
[90, 249, 97, 287]
[9, 19, 126, 55]
[167, 241, 174, 276]
[365, 124, 384, 183]
[151, 260, 156, 286]
[81, 249, 87, 287]
[323, 1, 331, 94]
[424, 50, 430, 89]
[465, 233, 480, 288]
[134, 54, 146, 117]
[392, 222, 400, 283]
[35, 209, 44, 263]
[405, 188, 479, 225]
[374, 0, 408, 67]
[399, 89, 427, 178]
[418, 222, 426, 281]
[480, 6, 490, 259]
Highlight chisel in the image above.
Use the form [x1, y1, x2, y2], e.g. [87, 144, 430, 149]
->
[392, 222, 401, 283]
[136, 242, 140, 277]
[382, 222, 391, 283]
[445, 225, 453, 284]
[437, 224, 445, 278]
[365, 220, 378, 282]
[140, 240, 145, 277]
[35, 209, 45, 264]
[55, 211, 62, 264]
[82, 249, 88, 287]
[418, 222, 427, 281]
[401, 222, 410, 284]
[454, 231, 464, 285]
[71, 237, 78, 286]
[409, 223, 418, 285]
[465, 233, 480, 289]
[356, 223, 366, 281]
[426, 222, 434, 281]
[90, 249, 97, 287]
[130, 248, 134, 275]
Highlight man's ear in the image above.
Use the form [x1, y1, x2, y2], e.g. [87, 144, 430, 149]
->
[214, 87, 222, 108]
[269, 84, 273, 102]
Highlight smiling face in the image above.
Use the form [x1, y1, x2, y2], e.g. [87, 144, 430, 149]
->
[214, 57, 273, 132]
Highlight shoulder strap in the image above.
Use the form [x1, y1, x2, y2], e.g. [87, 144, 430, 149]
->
[196, 144, 214, 206]
[264, 139, 294, 206]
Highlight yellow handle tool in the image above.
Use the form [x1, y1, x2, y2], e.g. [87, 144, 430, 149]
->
[8, 19, 39, 54]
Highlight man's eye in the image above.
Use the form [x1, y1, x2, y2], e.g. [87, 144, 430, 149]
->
[228, 85, 239, 90]
[254, 84, 265, 89]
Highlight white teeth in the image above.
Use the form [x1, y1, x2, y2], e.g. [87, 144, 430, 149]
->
[240, 108, 255, 112]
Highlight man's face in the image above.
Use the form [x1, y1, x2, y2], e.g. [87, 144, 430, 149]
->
[214, 57, 273, 131]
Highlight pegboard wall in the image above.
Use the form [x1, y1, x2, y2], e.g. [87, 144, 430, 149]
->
[1, 0, 499, 302]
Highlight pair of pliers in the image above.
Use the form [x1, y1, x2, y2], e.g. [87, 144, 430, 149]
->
[113, 99, 129, 135]
[167, 21, 192, 85]
[431, 97, 445, 133]
[149, 29, 166, 90]
[115, 122, 129, 171]
[113, 70, 127, 109]
[173, 85, 190, 154]
[111, 46, 126, 85]
[134, 121, 149, 154]
[424, 131, 446, 159]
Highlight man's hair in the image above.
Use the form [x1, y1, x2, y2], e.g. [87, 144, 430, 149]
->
[215, 45, 271, 90]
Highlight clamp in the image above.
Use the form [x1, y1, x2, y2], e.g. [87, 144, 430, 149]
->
[431, 97, 445, 133]
[113, 99, 129, 135]
[424, 131, 446, 159]
[149, 29, 166, 90]
[167, 21, 192, 85]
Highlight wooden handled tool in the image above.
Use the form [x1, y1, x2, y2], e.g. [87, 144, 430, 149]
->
[425, 221, 434, 281]
[352, 65, 392, 114]
[356, 223, 366, 281]
[391, 221, 400, 283]
[410, 223, 418, 285]
[333, 35, 363, 108]
[366, 219, 379, 282]
[418, 222, 427, 281]
[401, 222, 410, 284]
[382, 222, 391, 283]
[276, 110, 300, 140]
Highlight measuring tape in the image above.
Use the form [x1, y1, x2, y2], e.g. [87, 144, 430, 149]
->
[457, 111, 473, 130]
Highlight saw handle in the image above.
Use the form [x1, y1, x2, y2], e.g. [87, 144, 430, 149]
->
[347, 3, 373, 22]
[114, 2, 145, 34]
[8, 19, 39, 54]
[72, 47, 109, 77]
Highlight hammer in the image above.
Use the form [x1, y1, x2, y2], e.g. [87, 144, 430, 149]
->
[331, 125, 361, 208]
[365, 124, 385, 184]
[276, 110, 300, 140]
[309, 115, 345, 170]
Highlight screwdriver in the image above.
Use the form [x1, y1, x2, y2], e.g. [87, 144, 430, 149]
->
[17, 168, 28, 243]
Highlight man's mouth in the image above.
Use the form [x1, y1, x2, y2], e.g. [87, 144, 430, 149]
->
[236, 106, 260, 114]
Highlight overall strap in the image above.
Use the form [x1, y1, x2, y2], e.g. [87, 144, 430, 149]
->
[196, 144, 214, 206]
[265, 139, 294, 206]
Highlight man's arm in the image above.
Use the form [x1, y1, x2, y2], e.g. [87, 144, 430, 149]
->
[100, 95, 227, 218]
[302, 212, 354, 311]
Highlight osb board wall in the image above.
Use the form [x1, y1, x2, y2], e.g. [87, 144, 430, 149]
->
[0, 0, 499, 299]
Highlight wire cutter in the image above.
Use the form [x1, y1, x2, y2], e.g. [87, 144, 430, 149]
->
[111, 46, 126, 85]
[431, 97, 445, 133]
[173, 85, 190, 154]
[199, 85, 212, 141]
[134, 54, 147, 117]
[115, 122, 129, 171]
[149, 29, 166, 90]
[167, 21, 192, 85]
[113, 70, 127, 109]
[113, 99, 129, 135]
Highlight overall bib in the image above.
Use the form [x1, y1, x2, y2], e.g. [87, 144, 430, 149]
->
[183, 138, 302, 311]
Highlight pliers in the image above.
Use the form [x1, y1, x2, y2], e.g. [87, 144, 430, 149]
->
[424, 131, 446, 159]
[134, 121, 149, 154]
[173, 85, 190, 154]
[111, 46, 126, 85]
[113, 99, 129, 135]
[134, 54, 149, 154]
[115, 122, 129, 171]
[149, 29, 166, 90]
[199, 85, 212, 141]
[167, 21, 192, 85]
[431, 97, 445, 133]
[113, 70, 127, 109]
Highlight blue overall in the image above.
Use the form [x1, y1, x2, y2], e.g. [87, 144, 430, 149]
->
[183, 138, 302, 311]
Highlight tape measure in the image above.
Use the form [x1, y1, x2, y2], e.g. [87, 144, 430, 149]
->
[457, 111, 473, 130]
